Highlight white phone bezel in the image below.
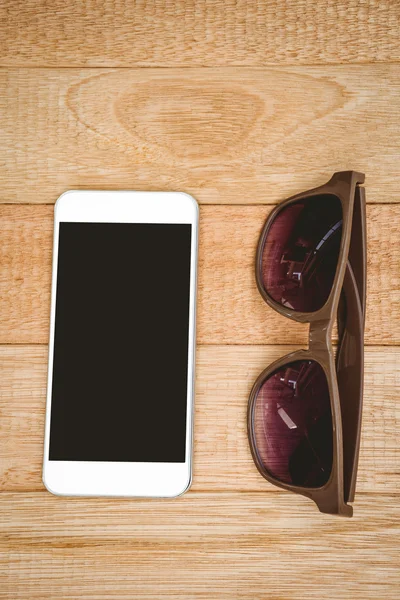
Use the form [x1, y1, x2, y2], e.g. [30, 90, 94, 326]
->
[43, 190, 198, 497]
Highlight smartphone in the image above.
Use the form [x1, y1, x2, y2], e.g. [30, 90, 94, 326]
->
[43, 190, 198, 497]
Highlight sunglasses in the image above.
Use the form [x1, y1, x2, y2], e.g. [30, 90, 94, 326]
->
[247, 171, 366, 517]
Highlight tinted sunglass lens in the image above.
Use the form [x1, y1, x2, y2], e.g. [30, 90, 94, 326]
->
[252, 360, 333, 488]
[261, 195, 342, 312]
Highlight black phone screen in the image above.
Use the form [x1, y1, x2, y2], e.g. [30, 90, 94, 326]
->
[49, 222, 192, 463]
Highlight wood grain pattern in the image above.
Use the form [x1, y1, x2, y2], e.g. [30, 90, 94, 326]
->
[1, 204, 399, 345]
[1, 3, 400, 597]
[1, 66, 400, 205]
[1, 492, 399, 599]
[0, 345, 399, 494]
[1, 1, 399, 67]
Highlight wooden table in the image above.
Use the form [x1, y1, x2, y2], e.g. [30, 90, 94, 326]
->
[1, 2, 399, 598]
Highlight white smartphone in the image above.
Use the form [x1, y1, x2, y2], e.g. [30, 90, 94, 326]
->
[43, 190, 198, 497]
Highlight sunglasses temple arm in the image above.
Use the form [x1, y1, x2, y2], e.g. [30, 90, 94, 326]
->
[336, 260, 364, 504]
[350, 184, 367, 320]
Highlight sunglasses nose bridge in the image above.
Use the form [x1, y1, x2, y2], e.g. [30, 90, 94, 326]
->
[309, 319, 331, 351]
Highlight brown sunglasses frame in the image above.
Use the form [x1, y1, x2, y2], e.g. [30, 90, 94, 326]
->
[247, 171, 366, 517]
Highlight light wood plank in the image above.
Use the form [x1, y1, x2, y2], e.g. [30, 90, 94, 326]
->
[1, 66, 400, 204]
[1, 345, 399, 494]
[1, 492, 399, 599]
[0, 204, 399, 345]
[1, 1, 399, 67]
